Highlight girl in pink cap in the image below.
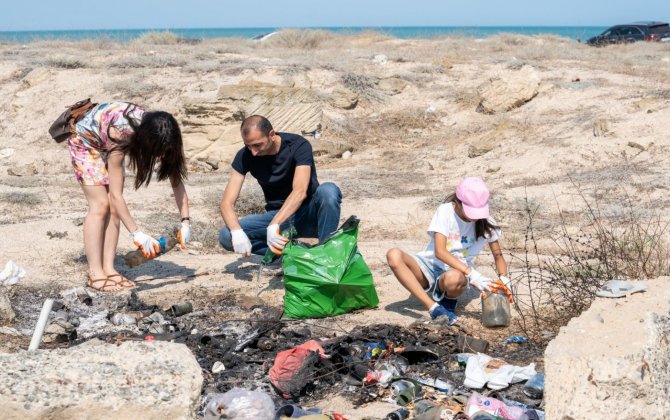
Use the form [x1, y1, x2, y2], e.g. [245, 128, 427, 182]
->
[386, 177, 510, 324]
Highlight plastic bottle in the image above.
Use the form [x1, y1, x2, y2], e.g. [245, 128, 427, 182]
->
[125, 232, 178, 268]
[523, 372, 545, 399]
[385, 407, 409, 420]
[481, 289, 511, 327]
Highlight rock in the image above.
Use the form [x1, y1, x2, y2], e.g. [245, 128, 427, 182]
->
[0, 341, 203, 419]
[179, 81, 324, 165]
[7, 163, 38, 177]
[283, 73, 312, 89]
[456, 335, 490, 353]
[373, 54, 388, 65]
[545, 278, 670, 419]
[593, 118, 610, 137]
[205, 159, 219, 170]
[341, 150, 352, 160]
[477, 65, 540, 114]
[0, 291, 16, 323]
[21, 68, 50, 88]
[378, 77, 408, 95]
[468, 144, 494, 158]
[486, 165, 501, 173]
[329, 89, 359, 110]
[627, 141, 646, 151]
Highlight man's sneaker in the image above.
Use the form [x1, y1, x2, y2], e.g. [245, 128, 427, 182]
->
[438, 297, 458, 312]
[429, 305, 458, 325]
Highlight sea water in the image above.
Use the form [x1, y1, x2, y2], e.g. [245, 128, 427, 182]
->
[0, 26, 607, 44]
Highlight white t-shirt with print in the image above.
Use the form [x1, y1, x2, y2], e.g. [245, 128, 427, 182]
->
[416, 203, 501, 271]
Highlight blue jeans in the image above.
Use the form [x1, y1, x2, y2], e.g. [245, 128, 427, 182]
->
[219, 182, 342, 256]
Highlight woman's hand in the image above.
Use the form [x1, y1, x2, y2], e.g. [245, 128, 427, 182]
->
[178, 222, 191, 249]
[131, 231, 159, 258]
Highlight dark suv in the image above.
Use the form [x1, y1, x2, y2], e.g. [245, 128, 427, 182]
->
[586, 21, 670, 45]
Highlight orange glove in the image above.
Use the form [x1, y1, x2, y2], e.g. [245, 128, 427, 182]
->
[266, 223, 288, 255]
[131, 230, 159, 258]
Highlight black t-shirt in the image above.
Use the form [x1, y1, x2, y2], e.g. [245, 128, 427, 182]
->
[231, 133, 319, 210]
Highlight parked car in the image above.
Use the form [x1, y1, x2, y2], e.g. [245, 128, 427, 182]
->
[586, 21, 670, 46]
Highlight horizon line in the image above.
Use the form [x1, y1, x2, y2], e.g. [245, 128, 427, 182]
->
[0, 24, 615, 33]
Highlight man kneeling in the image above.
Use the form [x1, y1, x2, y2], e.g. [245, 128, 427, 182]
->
[219, 115, 342, 256]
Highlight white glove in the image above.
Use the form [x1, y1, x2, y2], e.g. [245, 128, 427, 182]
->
[499, 275, 512, 289]
[467, 269, 491, 292]
[131, 230, 160, 258]
[177, 222, 191, 249]
[266, 223, 288, 255]
[231, 229, 252, 257]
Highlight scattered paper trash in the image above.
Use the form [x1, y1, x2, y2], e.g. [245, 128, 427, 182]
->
[212, 361, 226, 374]
[0, 260, 26, 286]
[596, 280, 647, 298]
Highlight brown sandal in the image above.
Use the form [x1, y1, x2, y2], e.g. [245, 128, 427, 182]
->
[107, 274, 136, 289]
[87, 277, 123, 292]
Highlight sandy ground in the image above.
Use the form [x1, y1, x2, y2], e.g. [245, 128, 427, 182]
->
[1, 32, 669, 417]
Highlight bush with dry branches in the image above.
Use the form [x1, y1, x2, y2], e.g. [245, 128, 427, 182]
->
[509, 183, 670, 335]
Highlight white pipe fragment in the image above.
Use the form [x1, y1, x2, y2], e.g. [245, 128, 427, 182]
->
[28, 298, 54, 351]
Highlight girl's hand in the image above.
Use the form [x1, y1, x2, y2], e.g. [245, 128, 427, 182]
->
[467, 269, 491, 292]
[178, 222, 191, 249]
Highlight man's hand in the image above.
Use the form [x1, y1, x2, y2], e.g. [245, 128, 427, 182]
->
[467, 269, 491, 292]
[231, 229, 252, 257]
[177, 222, 191, 249]
[266, 224, 288, 255]
[132, 231, 160, 258]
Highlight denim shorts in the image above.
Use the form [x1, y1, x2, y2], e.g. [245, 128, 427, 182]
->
[412, 254, 472, 302]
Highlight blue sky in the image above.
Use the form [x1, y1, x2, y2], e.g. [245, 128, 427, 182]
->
[1, 0, 667, 31]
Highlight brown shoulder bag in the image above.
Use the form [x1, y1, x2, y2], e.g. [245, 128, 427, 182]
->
[48, 98, 98, 143]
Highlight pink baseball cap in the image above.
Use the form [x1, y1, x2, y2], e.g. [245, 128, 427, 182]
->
[456, 177, 490, 220]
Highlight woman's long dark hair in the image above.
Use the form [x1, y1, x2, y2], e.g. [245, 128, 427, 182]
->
[111, 104, 187, 189]
[445, 193, 499, 240]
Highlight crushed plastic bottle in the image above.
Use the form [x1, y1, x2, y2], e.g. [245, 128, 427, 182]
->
[481, 289, 511, 327]
[523, 372, 545, 399]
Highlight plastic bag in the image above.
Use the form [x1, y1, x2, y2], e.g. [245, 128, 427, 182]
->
[464, 353, 536, 390]
[203, 388, 274, 420]
[465, 392, 526, 420]
[0, 260, 26, 286]
[282, 216, 379, 319]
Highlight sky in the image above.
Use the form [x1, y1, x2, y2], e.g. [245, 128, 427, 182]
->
[0, 0, 668, 31]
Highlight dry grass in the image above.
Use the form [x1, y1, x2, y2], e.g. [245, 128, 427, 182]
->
[110, 54, 187, 69]
[0, 191, 43, 206]
[260, 29, 337, 50]
[340, 73, 382, 102]
[134, 31, 181, 45]
[43, 56, 86, 69]
[103, 76, 165, 100]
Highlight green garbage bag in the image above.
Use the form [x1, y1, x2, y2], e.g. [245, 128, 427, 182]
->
[282, 216, 379, 319]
